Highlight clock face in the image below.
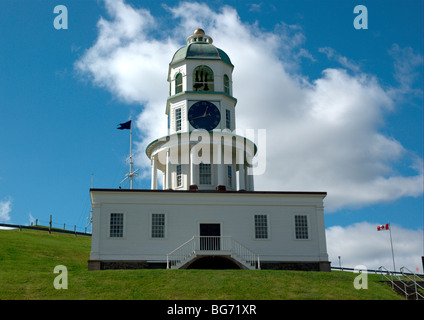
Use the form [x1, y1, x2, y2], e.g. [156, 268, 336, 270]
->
[188, 101, 221, 131]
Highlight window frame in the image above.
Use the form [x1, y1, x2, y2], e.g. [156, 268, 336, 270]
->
[193, 66, 214, 92]
[199, 163, 212, 185]
[176, 164, 182, 187]
[109, 213, 124, 239]
[223, 74, 230, 94]
[254, 214, 269, 240]
[175, 73, 183, 94]
[294, 214, 310, 240]
[227, 165, 232, 188]
[225, 109, 231, 129]
[175, 107, 182, 132]
[151, 213, 166, 239]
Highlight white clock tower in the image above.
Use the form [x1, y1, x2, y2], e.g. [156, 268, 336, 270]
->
[89, 28, 330, 272]
[146, 29, 256, 191]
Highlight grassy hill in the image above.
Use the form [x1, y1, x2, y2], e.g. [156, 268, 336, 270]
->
[0, 228, 402, 300]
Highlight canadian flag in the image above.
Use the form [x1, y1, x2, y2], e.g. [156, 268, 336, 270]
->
[377, 223, 389, 231]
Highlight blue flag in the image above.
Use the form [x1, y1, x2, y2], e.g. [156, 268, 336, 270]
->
[117, 120, 131, 130]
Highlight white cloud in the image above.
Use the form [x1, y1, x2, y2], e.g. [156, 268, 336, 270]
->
[0, 198, 12, 222]
[75, 0, 423, 211]
[388, 43, 423, 98]
[318, 47, 360, 73]
[326, 222, 423, 272]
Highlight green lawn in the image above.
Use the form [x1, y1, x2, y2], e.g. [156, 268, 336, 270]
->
[0, 228, 402, 300]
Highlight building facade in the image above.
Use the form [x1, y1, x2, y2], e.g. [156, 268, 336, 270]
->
[88, 29, 330, 271]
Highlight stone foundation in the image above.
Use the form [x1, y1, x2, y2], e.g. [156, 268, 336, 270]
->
[88, 260, 166, 270]
[260, 261, 331, 272]
[88, 259, 330, 271]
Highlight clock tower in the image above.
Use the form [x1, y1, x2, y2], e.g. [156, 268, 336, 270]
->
[146, 29, 256, 191]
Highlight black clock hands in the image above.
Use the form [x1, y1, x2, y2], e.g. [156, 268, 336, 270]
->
[188, 101, 221, 131]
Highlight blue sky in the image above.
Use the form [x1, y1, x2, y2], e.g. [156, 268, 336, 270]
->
[0, 0, 422, 270]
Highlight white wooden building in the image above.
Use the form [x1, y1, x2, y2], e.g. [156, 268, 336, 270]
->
[88, 29, 330, 271]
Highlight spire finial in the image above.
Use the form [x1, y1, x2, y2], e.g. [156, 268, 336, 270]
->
[194, 28, 205, 35]
[186, 28, 213, 45]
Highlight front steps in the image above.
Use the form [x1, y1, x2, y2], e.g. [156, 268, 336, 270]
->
[167, 236, 260, 270]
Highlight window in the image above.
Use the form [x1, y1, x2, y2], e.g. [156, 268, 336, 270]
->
[175, 73, 183, 94]
[223, 74, 230, 94]
[227, 165, 232, 188]
[151, 213, 165, 238]
[254, 214, 268, 239]
[110, 213, 123, 238]
[199, 163, 211, 185]
[176, 165, 182, 187]
[225, 109, 231, 129]
[193, 66, 214, 92]
[295, 215, 309, 239]
[175, 107, 182, 131]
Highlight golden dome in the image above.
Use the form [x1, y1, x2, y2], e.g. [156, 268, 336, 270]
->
[193, 28, 205, 35]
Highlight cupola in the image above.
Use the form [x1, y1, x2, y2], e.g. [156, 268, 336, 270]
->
[170, 29, 233, 68]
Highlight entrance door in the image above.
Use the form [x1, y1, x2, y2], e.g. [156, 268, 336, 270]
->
[200, 223, 220, 250]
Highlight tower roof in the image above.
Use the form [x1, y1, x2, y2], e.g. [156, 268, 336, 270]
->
[170, 29, 233, 68]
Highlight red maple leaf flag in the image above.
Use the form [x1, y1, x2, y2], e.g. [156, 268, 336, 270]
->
[377, 223, 389, 231]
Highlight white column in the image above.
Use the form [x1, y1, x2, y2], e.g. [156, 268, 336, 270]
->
[237, 149, 246, 190]
[151, 155, 158, 190]
[218, 165, 225, 187]
[217, 146, 225, 187]
[239, 164, 246, 190]
[166, 149, 172, 189]
[162, 172, 166, 190]
[190, 148, 198, 186]
[248, 169, 254, 191]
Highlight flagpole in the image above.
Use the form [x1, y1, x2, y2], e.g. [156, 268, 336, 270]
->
[388, 223, 396, 272]
[118, 119, 139, 189]
[129, 120, 133, 189]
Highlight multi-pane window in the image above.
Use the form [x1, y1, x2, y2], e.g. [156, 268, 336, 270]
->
[199, 163, 211, 185]
[175, 108, 182, 132]
[110, 213, 123, 238]
[224, 74, 230, 94]
[254, 214, 268, 239]
[295, 215, 309, 239]
[227, 165, 232, 188]
[176, 165, 182, 187]
[151, 213, 165, 238]
[225, 109, 231, 129]
[175, 73, 183, 94]
[193, 66, 214, 92]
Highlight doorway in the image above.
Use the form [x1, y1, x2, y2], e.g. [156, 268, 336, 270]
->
[199, 223, 220, 250]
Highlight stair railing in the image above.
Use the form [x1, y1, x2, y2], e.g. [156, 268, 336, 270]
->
[400, 266, 424, 300]
[379, 266, 407, 299]
[167, 236, 260, 269]
[379, 266, 424, 300]
[166, 236, 195, 269]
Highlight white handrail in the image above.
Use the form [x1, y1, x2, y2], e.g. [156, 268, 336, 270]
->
[167, 236, 195, 269]
[166, 236, 260, 269]
[379, 265, 424, 300]
[400, 266, 424, 300]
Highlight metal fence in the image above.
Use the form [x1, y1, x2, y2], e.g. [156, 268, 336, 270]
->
[0, 222, 91, 237]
